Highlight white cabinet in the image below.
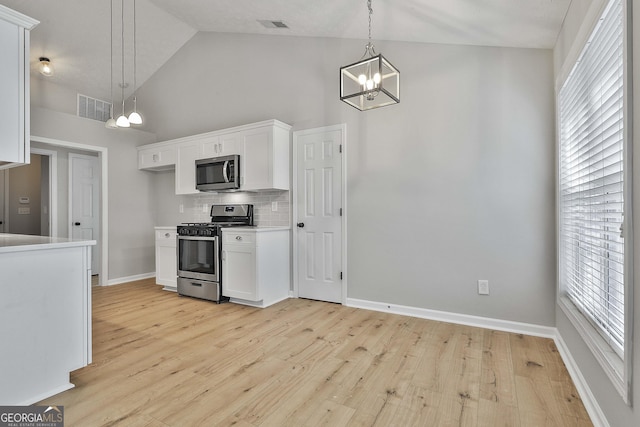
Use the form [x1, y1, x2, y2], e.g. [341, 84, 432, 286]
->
[175, 142, 200, 195]
[222, 228, 290, 308]
[137, 120, 291, 194]
[138, 144, 176, 171]
[155, 227, 177, 291]
[240, 124, 290, 191]
[0, 6, 38, 168]
[201, 132, 241, 158]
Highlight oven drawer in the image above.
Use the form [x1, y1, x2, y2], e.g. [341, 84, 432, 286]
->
[223, 231, 255, 244]
[177, 277, 225, 302]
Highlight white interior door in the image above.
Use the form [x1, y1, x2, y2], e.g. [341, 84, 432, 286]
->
[295, 126, 344, 303]
[70, 153, 100, 274]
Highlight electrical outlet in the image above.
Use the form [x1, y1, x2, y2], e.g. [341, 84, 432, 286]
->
[272, 201, 278, 212]
[179, 204, 184, 213]
[478, 280, 489, 295]
[202, 203, 208, 213]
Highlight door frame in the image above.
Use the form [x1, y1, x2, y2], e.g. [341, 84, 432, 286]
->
[32, 135, 109, 286]
[31, 147, 58, 237]
[1, 148, 57, 236]
[292, 124, 348, 304]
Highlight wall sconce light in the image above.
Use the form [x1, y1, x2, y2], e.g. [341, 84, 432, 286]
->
[39, 57, 54, 76]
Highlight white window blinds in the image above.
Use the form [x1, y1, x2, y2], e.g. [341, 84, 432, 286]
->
[558, 0, 625, 354]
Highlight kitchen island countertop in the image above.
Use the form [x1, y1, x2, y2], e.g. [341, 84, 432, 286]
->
[0, 233, 96, 253]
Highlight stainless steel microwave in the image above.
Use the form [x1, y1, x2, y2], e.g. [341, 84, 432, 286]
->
[195, 155, 240, 191]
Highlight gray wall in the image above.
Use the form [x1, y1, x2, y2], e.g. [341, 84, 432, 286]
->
[29, 106, 157, 281]
[7, 154, 42, 235]
[553, 0, 640, 425]
[137, 32, 556, 326]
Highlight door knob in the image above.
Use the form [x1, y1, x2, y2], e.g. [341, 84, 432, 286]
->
[297, 222, 305, 228]
[74, 222, 81, 226]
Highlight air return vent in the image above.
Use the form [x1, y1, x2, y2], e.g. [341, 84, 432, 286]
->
[77, 94, 111, 123]
[258, 20, 289, 29]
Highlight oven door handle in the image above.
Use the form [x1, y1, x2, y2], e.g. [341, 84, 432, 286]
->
[177, 236, 218, 241]
[223, 160, 230, 183]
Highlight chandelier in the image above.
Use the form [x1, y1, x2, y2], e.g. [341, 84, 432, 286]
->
[340, 0, 400, 111]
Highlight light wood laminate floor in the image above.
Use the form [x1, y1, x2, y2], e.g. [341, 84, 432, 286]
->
[38, 279, 592, 426]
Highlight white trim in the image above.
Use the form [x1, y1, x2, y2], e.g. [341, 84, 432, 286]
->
[30, 147, 57, 237]
[558, 297, 626, 398]
[31, 135, 109, 287]
[292, 124, 347, 304]
[555, 331, 611, 427]
[0, 4, 39, 29]
[107, 272, 155, 286]
[346, 297, 556, 338]
[555, 0, 608, 91]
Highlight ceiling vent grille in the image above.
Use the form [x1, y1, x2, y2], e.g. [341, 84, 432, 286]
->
[77, 94, 111, 123]
[258, 20, 289, 29]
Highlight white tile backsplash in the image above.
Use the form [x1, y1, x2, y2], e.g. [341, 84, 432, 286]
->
[189, 190, 290, 226]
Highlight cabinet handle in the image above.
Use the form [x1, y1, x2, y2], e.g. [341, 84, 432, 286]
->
[222, 250, 226, 261]
[152, 154, 159, 162]
[165, 233, 170, 238]
[235, 235, 242, 240]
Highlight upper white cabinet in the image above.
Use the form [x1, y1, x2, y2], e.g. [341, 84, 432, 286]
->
[240, 124, 290, 191]
[0, 6, 38, 169]
[137, 120, 291, 194]
[138, 143, 176, 171]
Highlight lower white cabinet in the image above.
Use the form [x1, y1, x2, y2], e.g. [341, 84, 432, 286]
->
[222, 228, 290, 308]
[155, 227, 177, 291]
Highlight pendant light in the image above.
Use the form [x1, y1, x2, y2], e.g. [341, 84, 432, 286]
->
[116, 0, 130, 128]
[340, 0, 400, 111]
[105, 0, 117, 129]
[127, 0, 142, 125]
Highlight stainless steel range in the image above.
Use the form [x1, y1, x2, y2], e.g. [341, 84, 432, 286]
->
[177, 204, 253, 302]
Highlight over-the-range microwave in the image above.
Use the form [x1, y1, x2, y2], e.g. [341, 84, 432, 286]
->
[195, 155, 240, 191]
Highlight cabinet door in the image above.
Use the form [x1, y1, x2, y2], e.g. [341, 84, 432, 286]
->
[241, 128, 272, 191]
[222, 245, 258, 300]
[176, 143, 201, 194]
[200, 136, 220, 159]
[139, 146, 176, 170]
[220, 132, 242, 156]
[0, 18, 26, 165]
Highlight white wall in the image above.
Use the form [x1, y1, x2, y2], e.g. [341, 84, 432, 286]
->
[553, 1, 640, 425]
[137, 32, 556, 326]
[29, 106, 157, 281]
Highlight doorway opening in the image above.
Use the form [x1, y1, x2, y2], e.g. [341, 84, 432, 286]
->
[31, 136, 109, 286]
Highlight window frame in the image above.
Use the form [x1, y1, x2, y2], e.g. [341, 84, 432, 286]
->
[555, 0, 633, 404]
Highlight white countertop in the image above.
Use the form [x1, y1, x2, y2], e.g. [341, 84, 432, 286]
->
[0, 233, 96, 254]
[222, 226, 291, 232]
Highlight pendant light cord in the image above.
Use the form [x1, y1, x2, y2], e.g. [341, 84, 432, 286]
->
[120, 0, 125, 114]
[132, 0, 137, 101]
[109, 0, 113, 118]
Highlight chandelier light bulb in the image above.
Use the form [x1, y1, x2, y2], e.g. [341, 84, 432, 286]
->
[366, 79, 374, 90]
[358, 74, 367, 85]
[373, 73, 381, 84]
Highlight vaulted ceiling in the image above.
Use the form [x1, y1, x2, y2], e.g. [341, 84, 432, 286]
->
[0, 0, 571, 104]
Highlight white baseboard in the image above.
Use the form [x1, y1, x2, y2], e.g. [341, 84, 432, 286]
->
[554, 333, 610, 427]
[346, 298, 556, 338]
[345, 297, 607, 427]
[106, 272, 155, 286]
